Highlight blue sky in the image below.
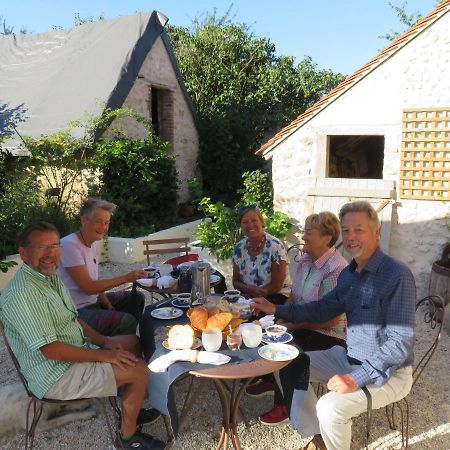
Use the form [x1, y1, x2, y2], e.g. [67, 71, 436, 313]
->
[1, 0, 439, 75]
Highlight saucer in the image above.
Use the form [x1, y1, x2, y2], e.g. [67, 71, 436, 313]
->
[150, 307, 183, 320]
[261, 332, 293, 344]
[171, 298, 191, 308]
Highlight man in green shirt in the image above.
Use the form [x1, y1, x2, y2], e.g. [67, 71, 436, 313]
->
[0, 222, 164, 450]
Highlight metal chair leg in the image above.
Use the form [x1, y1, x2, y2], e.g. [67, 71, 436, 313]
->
[162, 414, 175, 442]
[26, 398, 44, 450]
[96, 397, 120, 448]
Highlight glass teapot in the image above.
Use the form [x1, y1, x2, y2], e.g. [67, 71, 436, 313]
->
[190, 260, 211, 303]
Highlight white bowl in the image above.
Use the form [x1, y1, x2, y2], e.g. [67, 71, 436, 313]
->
[224, 290, 241, 302]
[265, 325, 287, 338]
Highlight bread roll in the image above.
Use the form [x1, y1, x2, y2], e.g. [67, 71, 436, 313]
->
[206, 312, 232, 331]
[167, 324, 195, 350]
[188, 306, 208, 330]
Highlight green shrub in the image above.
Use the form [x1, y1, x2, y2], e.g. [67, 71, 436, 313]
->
[91, 137, 179, 237]
[0, 107, 181, 265]
[24, 129, 94, 218]
[196, 198, 241, 261]
[188, 177, 203, 209]
[237, 170, 273, 214]
[0, 176, 40, 259]
[0, 174, 77, 260]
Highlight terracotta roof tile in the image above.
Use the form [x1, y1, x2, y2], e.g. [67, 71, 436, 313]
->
[256, 0, 450, 156]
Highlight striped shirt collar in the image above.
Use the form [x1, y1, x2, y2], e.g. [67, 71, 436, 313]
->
[21, 262, 60, 284]
[302, 246, 339, 270]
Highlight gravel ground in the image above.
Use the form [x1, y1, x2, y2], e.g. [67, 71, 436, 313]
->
[0, 261, 449, 450]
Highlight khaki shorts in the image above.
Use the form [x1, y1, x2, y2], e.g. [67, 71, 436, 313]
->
[45, 361, 117, 400]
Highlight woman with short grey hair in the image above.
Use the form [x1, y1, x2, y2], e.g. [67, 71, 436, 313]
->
[58, 197, 148, 336]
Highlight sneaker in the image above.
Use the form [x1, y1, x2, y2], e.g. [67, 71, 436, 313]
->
[258, 404, 289, 426]
[137, 408, 161, 426]
[245, 380, 275, 398]
[116, 408, 161, 428]
[115, 430, 165, 450]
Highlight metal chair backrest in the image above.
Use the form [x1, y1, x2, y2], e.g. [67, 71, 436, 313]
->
[411, 294, 445, 388]
[287, 243, 304, 263]
[363, 294, 445, 449]
[0, 319, 36, 398]
[0, 319, 119, 449]
[143, 237, 191, 266]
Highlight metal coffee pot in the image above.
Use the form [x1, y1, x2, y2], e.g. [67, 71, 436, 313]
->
[190, 260, 211, 303]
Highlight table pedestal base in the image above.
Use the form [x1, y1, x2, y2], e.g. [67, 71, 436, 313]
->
[212, 378, 252, 450]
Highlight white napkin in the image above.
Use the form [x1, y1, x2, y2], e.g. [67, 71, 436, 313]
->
[157, 275, 177, 289]
[259, 315, 275, 329]
[149, 349, 231, 372]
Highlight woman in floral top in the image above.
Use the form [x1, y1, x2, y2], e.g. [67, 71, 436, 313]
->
[232, 205, 291, 305]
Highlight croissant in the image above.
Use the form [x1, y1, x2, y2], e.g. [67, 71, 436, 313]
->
[206, 312, 232, 331]
[229, 317, 244, 329]
[188, 307, 208, 331]
[207, 306, 221, 317]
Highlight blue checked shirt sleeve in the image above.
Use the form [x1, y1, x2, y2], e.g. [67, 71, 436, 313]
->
[276, 285, 345, 323]
[351, 268, 416, 387]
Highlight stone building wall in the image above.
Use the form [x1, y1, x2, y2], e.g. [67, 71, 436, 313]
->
[270, 13, 450, 296]
[109, 36, 198, 203]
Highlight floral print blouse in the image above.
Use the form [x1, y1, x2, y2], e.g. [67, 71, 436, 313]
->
[232, 232, 291, 296]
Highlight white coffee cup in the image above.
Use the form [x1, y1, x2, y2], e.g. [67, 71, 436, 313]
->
[175, 293, 191, 305]
[201, 328, 222, 352]
[144, 266, 158, 278]
[242, 323, 263, 348]
[224, 289, 241, 302]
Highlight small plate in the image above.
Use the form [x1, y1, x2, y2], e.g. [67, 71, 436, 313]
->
[162, 338, 202, 350]
[210, 274, 221, 284]
[258, 343, 299, 361]
[171, 298, 191, 308]
[261, 332, 293, 344]
[151, 307, 183, 320]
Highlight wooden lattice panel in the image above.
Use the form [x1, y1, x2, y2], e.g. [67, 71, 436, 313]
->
[400, 108, 450, 200]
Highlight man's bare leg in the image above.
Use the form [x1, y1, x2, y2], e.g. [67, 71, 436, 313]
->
[112, 360, 148, 436]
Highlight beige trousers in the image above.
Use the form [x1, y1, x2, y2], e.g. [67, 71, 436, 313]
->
[300, 347, 413, 450]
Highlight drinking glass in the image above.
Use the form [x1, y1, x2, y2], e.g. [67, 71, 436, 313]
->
[226, 331, 242, 351]
[242, 323, 263, 348]
[202, 328, 222, 352]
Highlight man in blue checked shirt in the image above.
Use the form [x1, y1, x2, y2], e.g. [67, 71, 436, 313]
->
[252, 201, 416, 450]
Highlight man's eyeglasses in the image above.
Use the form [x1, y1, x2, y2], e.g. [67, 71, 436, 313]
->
[28, 244, 62, 251]
[237, 204, 257, 216]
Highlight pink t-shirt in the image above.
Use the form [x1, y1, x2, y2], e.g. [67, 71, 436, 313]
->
[59, 233, 99, 309]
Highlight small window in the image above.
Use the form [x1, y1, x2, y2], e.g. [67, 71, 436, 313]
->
[327, 135, 384, 179]
[150, 87, 174, 144]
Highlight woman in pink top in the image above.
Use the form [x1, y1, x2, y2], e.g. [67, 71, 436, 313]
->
[246, 211, 348, 426]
